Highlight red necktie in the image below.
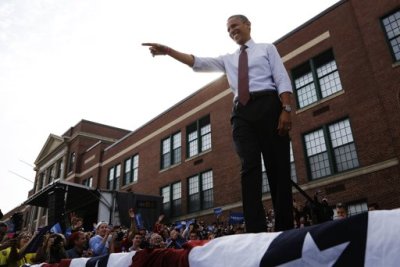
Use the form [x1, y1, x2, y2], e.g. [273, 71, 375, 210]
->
[238, 45, 250, 105]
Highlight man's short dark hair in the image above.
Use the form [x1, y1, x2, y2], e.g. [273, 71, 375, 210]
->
[336, 202, 347, 210]
[228, 15, 250, 24]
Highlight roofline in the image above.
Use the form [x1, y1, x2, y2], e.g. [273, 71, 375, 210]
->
[274, 0, 346, 45]
[105, 75, 227, 151]
[62, 119, 131, 138]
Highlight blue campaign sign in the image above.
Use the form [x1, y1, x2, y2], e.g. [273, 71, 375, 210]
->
[214, 207, 223, 217]
[229, 212, 244, 225]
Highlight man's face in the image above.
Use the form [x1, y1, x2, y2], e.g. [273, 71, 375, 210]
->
[97, 223, 109, 236]
[189, 233, 198, 240]
[336, 207, 347, 219]
[170, 229, 178, 240]
[133, 234, 142, 246]
[76, 233, 87, 248]
[227, 17, 251, 45]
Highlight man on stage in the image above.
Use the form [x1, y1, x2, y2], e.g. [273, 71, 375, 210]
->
[143, 14, 294, 232]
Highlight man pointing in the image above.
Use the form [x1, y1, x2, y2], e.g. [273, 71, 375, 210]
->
[143, 14, 294, 232]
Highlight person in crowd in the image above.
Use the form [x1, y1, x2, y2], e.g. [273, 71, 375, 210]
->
[207, 232, 216, 240]
[89, 221, 113, 256]
[109, 225, 128, 253]
[182, 222, 198, 240]
[148, 233, 166, 249]
[65, 213, 84, 239]
[160, 227, 170, 243]
[166, 229, 186, 249]
[125, 208, 149, 249]
[34, 232, 67, 264]
[47, 233, 67, 263]
[335, 203, 348, 219]
[143, 14, 294, 233]
[153, 214, 166, 235]
[368, 203, 380, 211]
[128, 232, 143, 252]
[0, 231, 36, 266]
[266, 209, 275, 232]
[66, 231, 91, 259]
[188, 231, 200, 241]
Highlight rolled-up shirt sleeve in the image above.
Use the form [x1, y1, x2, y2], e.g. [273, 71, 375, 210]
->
[267, 44, 293, 95]
[193, 56, 226, 73]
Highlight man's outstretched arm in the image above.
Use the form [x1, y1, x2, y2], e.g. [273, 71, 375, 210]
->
[142, 43, 195, 67]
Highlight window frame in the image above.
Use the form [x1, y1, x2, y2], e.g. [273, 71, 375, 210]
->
[123, 154, 139, 186]
[261, 141, 296, 193]
[187, 169, 214, 213]
[82, 177, 93, 187]
[292, 49, 343, 109]
[68, 152, 76, 173]
[186, 115, 212, 158]
[56, 158, 63, 179]
[380, 8, 400, 62]
[160, 181, 182, 218]
[303, 118, 359, 180]
[160, 132, 182, 170]
[107, 163, 121, 190]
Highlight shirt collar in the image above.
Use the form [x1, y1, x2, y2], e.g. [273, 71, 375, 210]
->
[237, 39, 255, 52]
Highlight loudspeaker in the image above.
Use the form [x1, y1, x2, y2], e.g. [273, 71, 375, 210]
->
[48, 186, 65, 228]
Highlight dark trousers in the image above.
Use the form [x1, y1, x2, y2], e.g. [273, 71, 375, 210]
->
[231, 92, 294, 232]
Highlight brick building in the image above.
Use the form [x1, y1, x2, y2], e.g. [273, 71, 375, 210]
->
[10, 0, 399, 230]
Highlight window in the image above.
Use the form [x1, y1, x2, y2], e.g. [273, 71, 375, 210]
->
[381, 9, 400, 62]
[56, 159, 63, 179]
[161, 132, 181, 169]
[68, 152, 76, 173]
[347, 201, 368, 217]
[261, 141, 296, 193]
[107, 164, 121, 190]
[36, 172, 45, 192]
[261, 161, 270, 193]
[161, 182, 182, 217]
[82, 177, 93, 187]
[188, 170, 214, 213]
[123, 154, 139, 185]
[292, 50, 343, 108]
[47, 165, 55, 185]
[161, 186, 171, 217]
[186, 115, 211, 158]
[172, 182, 182, 216]
[304, 118, 359, 180]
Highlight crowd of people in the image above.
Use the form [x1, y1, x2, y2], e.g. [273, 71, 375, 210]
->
[0, 197, 378, 266]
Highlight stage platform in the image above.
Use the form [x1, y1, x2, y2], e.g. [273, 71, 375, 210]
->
[25, 209, 400, 267]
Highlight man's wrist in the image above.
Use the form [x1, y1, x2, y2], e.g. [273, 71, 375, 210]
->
[282, 104, 292, 113]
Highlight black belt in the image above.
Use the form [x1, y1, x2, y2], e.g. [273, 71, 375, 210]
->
[249, 90, 277, 99]
[234, 89, 277, 103]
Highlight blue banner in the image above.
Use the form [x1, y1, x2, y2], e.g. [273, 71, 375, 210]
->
[135, 213, 144, 229]
[214, 207, 223, 217]
[229, 212, 244, 225]
[50, 222, 62, 233]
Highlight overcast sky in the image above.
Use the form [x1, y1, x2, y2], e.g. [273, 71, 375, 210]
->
[0, 0, 340, 215]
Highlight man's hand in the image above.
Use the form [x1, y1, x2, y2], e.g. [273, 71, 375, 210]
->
[278, 92, 293, 136]
[142, 43, 170, 57]
[277, 110, 292, 136]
